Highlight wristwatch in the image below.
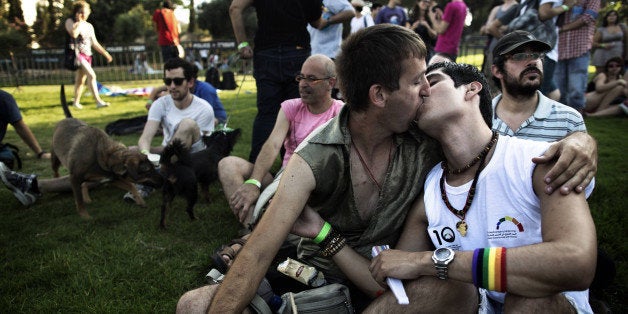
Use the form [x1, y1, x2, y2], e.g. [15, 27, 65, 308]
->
[432, 247, 455, 280]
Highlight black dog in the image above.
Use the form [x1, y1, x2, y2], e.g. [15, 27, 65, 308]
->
[158, 129, 241, 228]
[159, 139, 198, 228]
[193, 128, 241, 202]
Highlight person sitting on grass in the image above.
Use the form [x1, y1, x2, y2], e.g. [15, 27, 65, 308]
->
[366, 61, 596, 313]
[211, 54, 343, 272]
[585, 57, 628, 117]
[1, 90, 51, 165]
[175, 25, 597, 314]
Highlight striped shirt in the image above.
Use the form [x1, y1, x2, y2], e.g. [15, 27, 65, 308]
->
[492, 91, 587, 141]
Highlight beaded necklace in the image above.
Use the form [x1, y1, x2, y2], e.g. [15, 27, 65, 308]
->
[439, 131, 498, 236]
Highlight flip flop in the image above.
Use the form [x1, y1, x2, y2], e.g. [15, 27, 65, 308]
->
[211, 238, 247, 273]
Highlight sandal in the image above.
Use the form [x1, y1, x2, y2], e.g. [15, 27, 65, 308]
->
[211, 238, 247, 273]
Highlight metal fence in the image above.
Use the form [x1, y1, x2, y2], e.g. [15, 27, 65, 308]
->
[0, 40, 239, 88]
[0, 35, 488, 88]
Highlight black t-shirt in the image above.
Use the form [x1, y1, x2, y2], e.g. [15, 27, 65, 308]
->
[253, 0, 322, 51]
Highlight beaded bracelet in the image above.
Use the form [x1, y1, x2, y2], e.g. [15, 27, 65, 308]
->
[319, 228, 346, 257]
[472, 247, 507, 292]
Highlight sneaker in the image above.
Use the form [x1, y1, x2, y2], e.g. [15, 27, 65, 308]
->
[96, 101, 110, 108]
[123, 184, 154, 203]
[73, 103, 83, 109]
[0, 162, 41, 206]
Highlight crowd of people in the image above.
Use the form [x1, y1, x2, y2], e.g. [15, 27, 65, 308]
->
[1, 0, 624, 312]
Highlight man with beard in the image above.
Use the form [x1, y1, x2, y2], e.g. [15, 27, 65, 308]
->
[138, 57, 215, 155]
[491, 31, 586, 142]
[218, 54, 343, 227]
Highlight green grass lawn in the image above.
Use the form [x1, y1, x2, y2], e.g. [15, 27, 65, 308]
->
[1, 77, 626, 312]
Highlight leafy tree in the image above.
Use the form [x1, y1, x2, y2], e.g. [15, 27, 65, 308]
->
[114, 5, 150, 44]
[197, 0, 257, 40]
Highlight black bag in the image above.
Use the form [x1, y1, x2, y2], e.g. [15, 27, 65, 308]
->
[0, 143, 22, 170]
[105, 115, 148, 136]
[205, 66, 222, 89]
[64, 34, 80, 71]
[221, 71, 237, 90]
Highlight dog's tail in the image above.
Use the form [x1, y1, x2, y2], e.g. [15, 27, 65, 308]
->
[160, 139, 193, 167]
[60, 84, 73, 118]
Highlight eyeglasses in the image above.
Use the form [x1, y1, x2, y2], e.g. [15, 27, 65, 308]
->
[295, 74, 333, 85]
[163, 77, 186, 86]
[507, 52, 545, 62]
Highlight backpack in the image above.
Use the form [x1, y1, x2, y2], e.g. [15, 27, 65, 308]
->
[105, 115, 148, 136]
[205, 67, 222, 89]
[221, 71, 237, 90]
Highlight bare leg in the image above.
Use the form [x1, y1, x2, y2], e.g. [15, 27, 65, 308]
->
[587, 105, 624, 117]
[176, 285, 219, 314]
[595, 85, 624, 112]
[38, 176, 101, 194]
[177, 284, 253, 314]
[364, 276, 478, 313]
[171, 118, 201, 148]
[81, 61, 107, 105]
[73, 70, 87, 108]
[504, 293, 576, 314]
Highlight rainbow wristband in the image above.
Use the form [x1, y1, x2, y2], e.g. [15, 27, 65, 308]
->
[313, 222, 331, 244]
[244, 178, 261, 189]
[472, 247, 507, 292]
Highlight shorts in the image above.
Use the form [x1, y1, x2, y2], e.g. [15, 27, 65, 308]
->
[78, 53, 92, 65]
[478, 288, 592, 314]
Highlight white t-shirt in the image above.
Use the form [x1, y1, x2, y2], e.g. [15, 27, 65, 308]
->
[148, 94, 215, 146]
[350, 14, 374, 33]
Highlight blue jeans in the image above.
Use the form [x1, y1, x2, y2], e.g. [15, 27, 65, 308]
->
[250, 46, 310, 162]
[554, 52, 590, 111]
[540, 56, 557, 96]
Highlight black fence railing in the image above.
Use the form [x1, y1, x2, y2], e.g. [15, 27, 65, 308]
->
[0, 36, 489, 88]
[0, 40, 239, 88]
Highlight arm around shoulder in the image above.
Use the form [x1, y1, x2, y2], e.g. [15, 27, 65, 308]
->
[531, 131, 597, 195]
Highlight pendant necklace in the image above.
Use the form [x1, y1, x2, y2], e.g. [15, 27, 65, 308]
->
[439, 131, 498, 236]
[351, 137, 393, 193]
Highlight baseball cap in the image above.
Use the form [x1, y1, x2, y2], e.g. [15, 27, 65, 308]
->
[492, 31, 551, 63]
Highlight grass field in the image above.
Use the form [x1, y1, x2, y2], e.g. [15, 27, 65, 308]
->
[1, 76, 626, 312]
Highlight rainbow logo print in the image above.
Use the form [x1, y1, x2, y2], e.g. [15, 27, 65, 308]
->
[496, 216, 524, 232]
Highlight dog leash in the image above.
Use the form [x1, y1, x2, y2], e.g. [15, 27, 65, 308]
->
[222, 52, 247, 131]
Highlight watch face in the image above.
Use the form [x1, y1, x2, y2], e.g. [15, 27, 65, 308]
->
[435, 248, 451, 260]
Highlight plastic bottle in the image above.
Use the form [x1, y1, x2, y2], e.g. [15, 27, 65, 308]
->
[257, 277, 283, 312]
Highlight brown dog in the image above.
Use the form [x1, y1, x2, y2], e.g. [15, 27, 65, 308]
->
[50, 118, 163, 218]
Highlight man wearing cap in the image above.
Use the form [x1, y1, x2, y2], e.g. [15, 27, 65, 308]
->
[490, 30, 587, 142]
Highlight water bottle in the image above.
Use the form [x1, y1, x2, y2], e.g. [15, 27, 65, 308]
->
[257, 277, 283, 312]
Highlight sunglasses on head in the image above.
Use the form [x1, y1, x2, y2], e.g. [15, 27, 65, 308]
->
[163, 77, 186, 86]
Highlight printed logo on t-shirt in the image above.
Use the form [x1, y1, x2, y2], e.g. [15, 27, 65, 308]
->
[428, 225, 461, 250]
[487, 216, 524, 240]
